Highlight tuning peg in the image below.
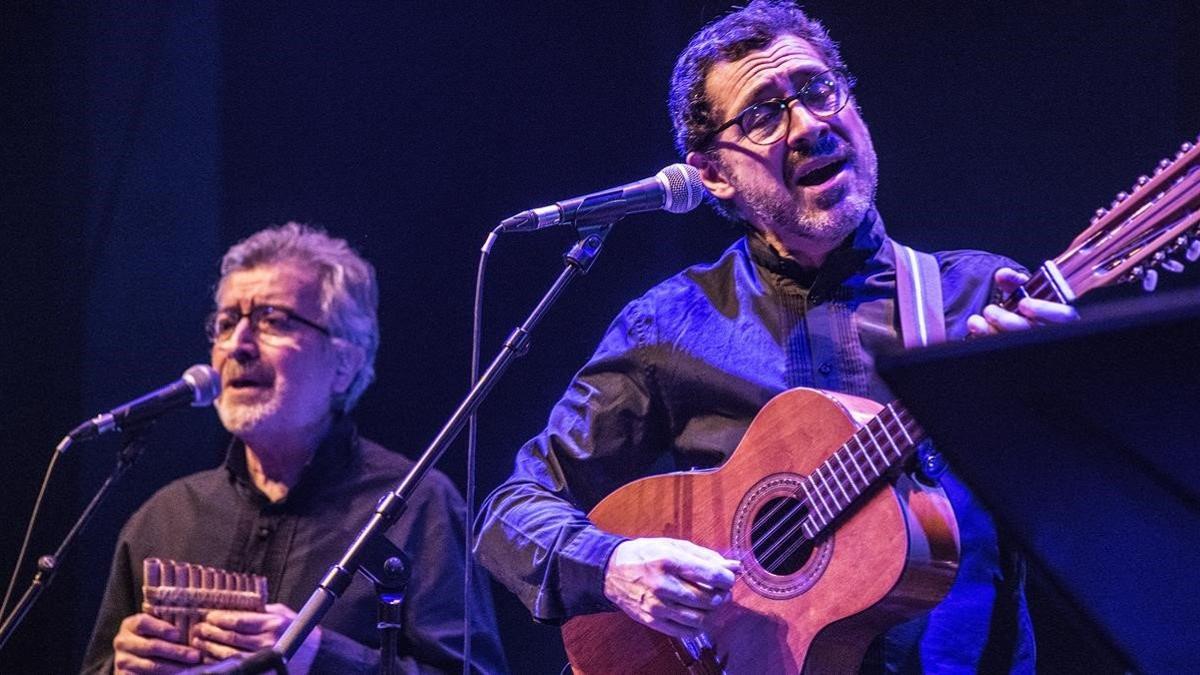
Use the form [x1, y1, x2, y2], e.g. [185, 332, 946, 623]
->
[1187, 240, 1200, 262]
[1141, 268, 1159, 292]
[1162, 259, 1186, 273]
[1155, 158, 1171, 175]
[1134, 175, 1150, 190]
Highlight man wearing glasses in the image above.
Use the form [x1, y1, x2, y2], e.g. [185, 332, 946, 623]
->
[476, 1, 1075, 671]
[83, 224, 505, 674]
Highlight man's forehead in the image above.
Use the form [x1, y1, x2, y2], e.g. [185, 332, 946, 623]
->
[706, 34, 831, 114]
[217, 261, 321, 307]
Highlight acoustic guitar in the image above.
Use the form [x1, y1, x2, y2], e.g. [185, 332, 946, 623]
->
[561, 136, 1200, 674]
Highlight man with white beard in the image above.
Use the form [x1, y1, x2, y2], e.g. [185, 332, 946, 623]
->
[83, 223, 505, 674]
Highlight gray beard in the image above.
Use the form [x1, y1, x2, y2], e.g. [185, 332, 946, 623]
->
[729, 138, 879, 247]
[216, 395, 281, 438]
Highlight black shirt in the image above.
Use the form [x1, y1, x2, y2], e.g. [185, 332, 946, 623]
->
[83, 417, 507, 674]
[475, 214, 1035, 672]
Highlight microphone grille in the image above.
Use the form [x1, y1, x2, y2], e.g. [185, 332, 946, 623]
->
[658, 163, 707, 214]
[182, 364, 221, 407]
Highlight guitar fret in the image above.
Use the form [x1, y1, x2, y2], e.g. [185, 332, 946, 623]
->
[889, 403, 915, 446]
[841, 448, 868, 488]
[817, 464, 843, 510]
[830, 456, 853, 503]
[863, 422, 891, 464]
[878, 418, 901, 456]
[801, 517, 818, 540]
[801, 475, 832, 526]
[855, 433, 880, 476]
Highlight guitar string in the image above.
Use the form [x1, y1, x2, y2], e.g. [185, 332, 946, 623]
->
[752, 411, 914, 571]
[746, 404, 913, 546]
[753, 409, 919, 572]
[746, 410, 903, 563]
[748, 408, 920, 571]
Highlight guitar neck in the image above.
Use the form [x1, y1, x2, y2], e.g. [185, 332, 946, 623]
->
[801, 402, 926, 535]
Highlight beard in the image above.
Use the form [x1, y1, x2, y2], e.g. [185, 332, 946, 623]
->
[215, 394, 281, 437]
[729, 134, 879, 246]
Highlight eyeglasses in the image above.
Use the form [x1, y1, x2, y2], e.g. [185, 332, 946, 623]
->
[206, 304, 331, 343]
[699, 69, 853, 149]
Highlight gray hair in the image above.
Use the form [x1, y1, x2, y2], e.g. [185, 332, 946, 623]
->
[668, 1, 847, 221]
[217, 222, 379, 412]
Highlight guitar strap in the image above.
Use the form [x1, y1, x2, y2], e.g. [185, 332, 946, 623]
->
[890, 240, 950, 482]
[890, 240, 945, 348]
[890, 239, 1028, 665]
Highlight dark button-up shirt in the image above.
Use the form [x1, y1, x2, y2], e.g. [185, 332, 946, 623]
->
[476, 214, 1035, 672]
[83, 417, 507, 674]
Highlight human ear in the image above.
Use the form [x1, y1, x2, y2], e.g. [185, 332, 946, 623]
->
[687, 151, 736, 200]
[331, 341, 366, 394]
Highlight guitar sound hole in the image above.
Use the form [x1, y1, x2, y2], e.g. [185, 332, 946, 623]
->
[749, 496, 814, 576]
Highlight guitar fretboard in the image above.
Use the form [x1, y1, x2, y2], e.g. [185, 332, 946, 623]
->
[796, 402, 927, 537]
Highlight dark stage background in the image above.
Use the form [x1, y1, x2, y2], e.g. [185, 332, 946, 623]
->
[2, 2, 1197, 673]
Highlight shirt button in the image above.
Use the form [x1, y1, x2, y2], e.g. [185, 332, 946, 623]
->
[818, 361, 833, 375]
[257, 526, 272, 540]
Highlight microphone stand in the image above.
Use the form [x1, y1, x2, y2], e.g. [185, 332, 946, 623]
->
[192, 223, 616, 673]
[0, 425, 153, 651]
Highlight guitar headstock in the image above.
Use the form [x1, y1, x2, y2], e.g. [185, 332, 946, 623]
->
[1046, 135, 1200, 300]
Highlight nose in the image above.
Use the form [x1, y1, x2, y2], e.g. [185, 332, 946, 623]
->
[784, 99, 830, 152]
[222, 316, 260, 363]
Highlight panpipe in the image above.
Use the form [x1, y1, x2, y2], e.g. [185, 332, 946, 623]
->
[141, 558, 268, 644]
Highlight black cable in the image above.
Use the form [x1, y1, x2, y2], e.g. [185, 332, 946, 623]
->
[462, 225, 501, 674]
[0, 449, 61, 622]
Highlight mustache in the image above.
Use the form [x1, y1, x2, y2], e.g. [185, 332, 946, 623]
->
[786, 135, 846, 182]
[221, 361, 273, 382]
[793, 133, 842, 160]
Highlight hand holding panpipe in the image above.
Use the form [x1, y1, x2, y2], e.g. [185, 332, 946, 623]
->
[140, 558, 268, 644]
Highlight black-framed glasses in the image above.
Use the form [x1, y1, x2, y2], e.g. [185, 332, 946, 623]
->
[206, 304, 331, 343]
[699, 69, 853, 149]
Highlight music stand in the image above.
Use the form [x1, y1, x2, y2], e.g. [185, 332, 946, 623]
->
[876, 287, 1200, 675]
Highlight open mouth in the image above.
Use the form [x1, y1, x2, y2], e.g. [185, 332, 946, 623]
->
[795, 158, 848, 187]
[228, 377, 269, 390]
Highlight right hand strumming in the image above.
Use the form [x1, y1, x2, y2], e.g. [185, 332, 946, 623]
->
[602, 537, 742, 639]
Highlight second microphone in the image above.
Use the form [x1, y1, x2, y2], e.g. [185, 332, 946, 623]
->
[499, 164, 707, 232]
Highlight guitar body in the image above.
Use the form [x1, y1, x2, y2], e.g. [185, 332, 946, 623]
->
[561, 387, 960, 674]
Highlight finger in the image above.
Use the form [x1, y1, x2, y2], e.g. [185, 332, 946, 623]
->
[993, 267, 1029, 294]
[674, 540, 743, 570]
[649, 574, 724, 612]
[123, 613, 184, 642]
[666, 554, 738, 592]
[1016, 297, 1078, 324]
[649, 615, 705, 640]
[982, 304, 1033, 332]
[966, 314, 995, 337]
[114, 632, 201, 664]
[193, 636, 247, 662]
[114, 653, 191, 674]
[193, 621, 270, 651]
[203, 610, 280, 634]
[263, 603, 297, 620]
[647, 596, 710, 629]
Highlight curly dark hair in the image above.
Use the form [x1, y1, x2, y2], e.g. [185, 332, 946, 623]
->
[669, 1, 847, 158]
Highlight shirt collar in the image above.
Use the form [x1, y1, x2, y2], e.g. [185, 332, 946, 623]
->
[745, 210, 887, 289]
[223, 415, 359, 506]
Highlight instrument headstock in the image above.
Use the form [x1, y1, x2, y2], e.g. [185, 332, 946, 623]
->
[1047, 135, 1200, 300]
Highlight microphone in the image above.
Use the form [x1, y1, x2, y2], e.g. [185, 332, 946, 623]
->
[60, 365, 221, 450]
[499, 163, 706, 232]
